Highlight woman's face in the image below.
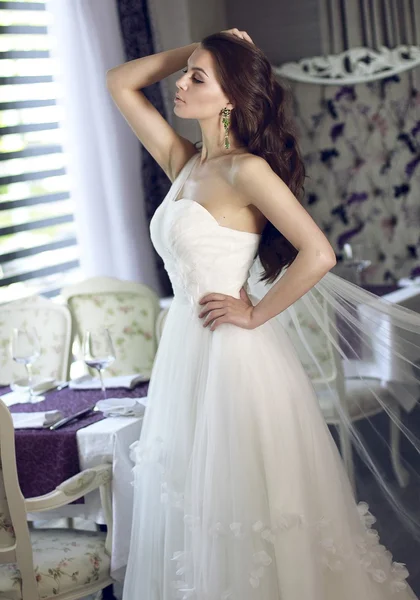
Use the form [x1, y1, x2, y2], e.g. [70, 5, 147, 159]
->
[174, 47, 232, 120]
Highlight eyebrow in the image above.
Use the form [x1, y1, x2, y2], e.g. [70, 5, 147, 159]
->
[186, 60, 209, 78]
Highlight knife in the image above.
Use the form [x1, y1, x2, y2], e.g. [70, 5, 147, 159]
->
[55, 380, 70, 391]
[49, 404, 98, 430]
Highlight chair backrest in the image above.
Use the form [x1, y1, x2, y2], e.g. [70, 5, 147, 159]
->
[155, 308, 169, 345]
[281, 288, 345, 394]
[0, 296, 73, 386]
[0, 399, 38, 599]
[61, 277, 161, 377]
[357, 287, 420, 383]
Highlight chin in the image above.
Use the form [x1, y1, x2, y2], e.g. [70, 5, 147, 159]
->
[173, 105, 191, 119]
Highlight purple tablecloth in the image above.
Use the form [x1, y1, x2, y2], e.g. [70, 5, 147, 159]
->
[361, 284, 400, 296]
[1, 382, 149, 500]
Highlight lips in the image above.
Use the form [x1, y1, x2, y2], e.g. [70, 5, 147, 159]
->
[175, 94, 185, 102]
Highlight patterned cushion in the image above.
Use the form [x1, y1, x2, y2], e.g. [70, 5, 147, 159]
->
[0, 300, 70, 386]
[0, 529, 110, 598]
[69, 292, 158, 376]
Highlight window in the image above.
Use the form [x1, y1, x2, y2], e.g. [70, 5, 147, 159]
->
[0, 0, 81, 303]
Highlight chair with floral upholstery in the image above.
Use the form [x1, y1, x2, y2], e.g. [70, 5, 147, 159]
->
[61, 277, 161, 378]
[282, 288, 408, 492]
[0, 399, 113, 600]
[0, 296, 73, 387]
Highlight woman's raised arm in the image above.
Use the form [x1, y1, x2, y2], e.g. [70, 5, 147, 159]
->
[106, 43, 198, 180]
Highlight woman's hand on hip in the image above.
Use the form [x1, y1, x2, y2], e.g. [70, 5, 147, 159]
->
[198, 287, 257, 331]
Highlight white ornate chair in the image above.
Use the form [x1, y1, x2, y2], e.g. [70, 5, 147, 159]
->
[282, 289, 407, 492]
[0, 399, 113, 600]
[61, 277, 161, 378]
[0, 296, 73, 386]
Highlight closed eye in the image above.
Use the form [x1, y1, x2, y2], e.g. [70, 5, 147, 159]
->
[181, 68, 204, 83]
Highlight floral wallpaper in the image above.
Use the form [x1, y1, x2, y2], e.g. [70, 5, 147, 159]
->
[288, 67, 420, 284]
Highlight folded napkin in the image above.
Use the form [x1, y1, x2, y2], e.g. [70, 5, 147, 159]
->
[0, 377, 59, 406]
[95, 396, 148, 417]
[0, 391, 46, 407]
[11, 377, 57, 394]
[69, 373, 149, 390]
[12, 410, 64, 429]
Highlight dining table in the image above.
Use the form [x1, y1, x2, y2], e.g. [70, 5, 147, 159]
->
[341, 283, 420, 413]
[1, 380, 149, 581]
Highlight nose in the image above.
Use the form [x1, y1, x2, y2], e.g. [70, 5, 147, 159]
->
[176, 73, 188, 90]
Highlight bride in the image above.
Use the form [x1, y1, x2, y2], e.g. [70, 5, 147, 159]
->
[107, 28, 420, 599]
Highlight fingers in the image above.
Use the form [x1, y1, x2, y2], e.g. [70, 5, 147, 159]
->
[198, 300, 226, 318]
[222, 28, 254, 44]
[199, 293, 226, 304]
[241, 31, 254, 44]
[209, 317, 226, 331]
[202, 308, 227, 327]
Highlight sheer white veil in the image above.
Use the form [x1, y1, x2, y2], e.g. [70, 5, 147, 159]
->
[247, 256, 420, 540]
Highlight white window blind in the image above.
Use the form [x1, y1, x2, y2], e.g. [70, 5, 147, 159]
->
[0, 0, 81, 303]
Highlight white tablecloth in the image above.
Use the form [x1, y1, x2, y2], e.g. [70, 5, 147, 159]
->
[27, 415, 144, 581]
[343, 285, 420, 412]
[77, 416, 143, 581]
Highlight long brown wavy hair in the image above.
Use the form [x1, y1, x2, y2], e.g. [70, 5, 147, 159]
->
[200, 32, 306, 284]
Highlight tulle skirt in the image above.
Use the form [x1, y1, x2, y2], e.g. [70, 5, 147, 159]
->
[122, 295, 417, 600]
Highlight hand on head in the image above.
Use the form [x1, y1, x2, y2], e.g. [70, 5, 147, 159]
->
[221, 28, 254, 45]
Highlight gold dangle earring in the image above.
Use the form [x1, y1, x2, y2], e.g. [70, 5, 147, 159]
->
[220, 107, 231, 150]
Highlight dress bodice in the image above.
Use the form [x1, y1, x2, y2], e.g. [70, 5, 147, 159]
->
[150, 154, 261, 305]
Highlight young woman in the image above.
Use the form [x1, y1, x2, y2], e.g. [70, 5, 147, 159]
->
[107, 29, 419, 599]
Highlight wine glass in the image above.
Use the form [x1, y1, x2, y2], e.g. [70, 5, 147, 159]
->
[82, 328, 116, 400]
[342, 242, 374, 285]
[10, 327, 42, 403]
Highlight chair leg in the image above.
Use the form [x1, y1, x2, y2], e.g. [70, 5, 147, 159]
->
[337, 421, 356, 494]
[389, 404, 410, 488]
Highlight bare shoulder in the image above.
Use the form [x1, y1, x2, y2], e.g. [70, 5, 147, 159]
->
[231, 153, 273, 183]
[230, 153, 284, 206]
[213, 153, 269, 190]
[230, 152, 294, 216]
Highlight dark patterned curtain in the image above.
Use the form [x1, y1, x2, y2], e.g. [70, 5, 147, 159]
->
[116, 0, 172, 295]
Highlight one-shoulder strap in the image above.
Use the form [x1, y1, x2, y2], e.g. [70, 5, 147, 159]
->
[170, 152, 200, 201]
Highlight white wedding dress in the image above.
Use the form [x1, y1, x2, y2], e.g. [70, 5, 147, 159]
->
[122, 153, 417, 600]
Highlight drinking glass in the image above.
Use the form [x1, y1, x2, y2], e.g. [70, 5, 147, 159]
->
[342, 242, 374, 285]
[82, 328, 116, 400]
[10, 327, 42, 403]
